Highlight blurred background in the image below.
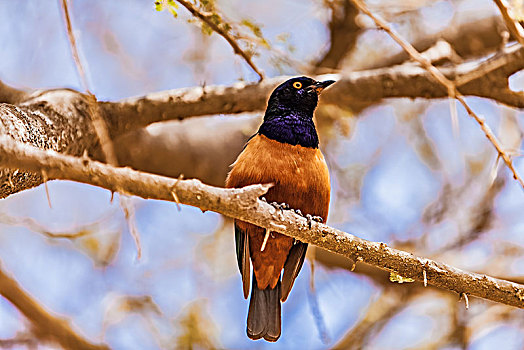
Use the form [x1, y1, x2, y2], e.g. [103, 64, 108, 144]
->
[0, 0, 523, 349]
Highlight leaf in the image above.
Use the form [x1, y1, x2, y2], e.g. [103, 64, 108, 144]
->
[201, 23, 213, 36]
[240, 19, 264, 39]
[389, 272, 415, 283]
[168, 6, 178, 18]
[208, 13, 221, 26]
[199, 0, 215, 12]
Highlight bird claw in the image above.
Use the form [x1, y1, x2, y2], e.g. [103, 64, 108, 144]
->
[312, 215, 323, 223]
[269, 201, 289, 212]
[306, 214, 323, 229]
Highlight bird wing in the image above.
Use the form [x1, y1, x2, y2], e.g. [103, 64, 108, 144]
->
[235, 222, 251, 299]
[226, 134, 330, 294]
[281, 241, 308, 301]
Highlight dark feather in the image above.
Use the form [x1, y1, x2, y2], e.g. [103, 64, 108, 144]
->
[235, 223, 250, 299]
[247, 276, 281, 342]
[281, 241, 308, 302]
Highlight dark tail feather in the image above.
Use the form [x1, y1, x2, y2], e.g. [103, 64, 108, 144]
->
[281, 242, 308, 302]
[247, 275, 281, 342]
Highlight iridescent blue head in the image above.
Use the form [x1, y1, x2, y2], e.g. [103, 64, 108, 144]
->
[259, 76, 335, 148]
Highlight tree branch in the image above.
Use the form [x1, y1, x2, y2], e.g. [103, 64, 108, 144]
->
[493, 0, 524, 46]
[0, 262, 109, 350]
[356, 11, 509, 70]
[0, 43, 520, 197]
[101, 44, 524, 136]
[60, 0, 118, 166]
[175, 0, 264, 81]
[0, 137, 523, 308]
[315, 0, 360, 72]
[0, 89, 98, 198]
[350, 0, 524, 189]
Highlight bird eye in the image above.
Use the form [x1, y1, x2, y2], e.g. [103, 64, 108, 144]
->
[293, 82, 302, 89]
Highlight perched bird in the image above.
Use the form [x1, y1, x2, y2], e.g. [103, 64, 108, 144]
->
[225, 76, 334, 341]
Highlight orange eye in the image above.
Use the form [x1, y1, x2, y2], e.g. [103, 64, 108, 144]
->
[293, 82, 302, 89]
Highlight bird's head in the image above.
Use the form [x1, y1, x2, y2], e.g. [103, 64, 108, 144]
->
[265, 76, 335, 119]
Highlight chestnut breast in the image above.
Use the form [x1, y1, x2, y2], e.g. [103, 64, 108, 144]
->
[226, 134, 330, 219]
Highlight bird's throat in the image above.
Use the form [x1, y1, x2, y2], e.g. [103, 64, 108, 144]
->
[258, 113, 319, 148]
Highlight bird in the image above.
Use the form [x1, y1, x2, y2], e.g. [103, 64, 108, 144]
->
[225, 76, 334, 342]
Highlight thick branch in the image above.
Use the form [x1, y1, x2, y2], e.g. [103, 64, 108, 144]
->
[0, 137, 523, 308]
[102, 44, 524, 135]
[0, 90, 97, 197]
[0, 263, 109, 350]
[0, 44, 521, 198]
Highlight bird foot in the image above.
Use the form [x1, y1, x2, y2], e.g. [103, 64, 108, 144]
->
[268, 201, 290, 212]
[305, 214, 323, 229]
[262, 200, 322, 228]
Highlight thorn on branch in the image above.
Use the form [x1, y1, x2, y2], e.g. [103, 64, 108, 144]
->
[81, 149, 90, 167]
[460, 292, 470, 310]
[349, 259, 356, 272]
[171, 191, 181, 211]
[261, 228, 270, 252]
[171, 175, 184, 212]
[41, 170, 52, 209]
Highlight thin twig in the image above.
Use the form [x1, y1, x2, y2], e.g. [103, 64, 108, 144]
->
[0, 210, 118, 240]
[0, 261, 109, 350]
[171, 191, 181, 211]
[60, 0, 140, 259]
[60, 0, 89, 94]
[260, 228, 270, 251]
[41, 170, 52, 209]
[350, 0, 524, 190]
[120, 196, 142, 261]
[493, 0, 524, 46]
[175, 0, 264, 81]
[59, 0, 117, 165]
[171, 175, 183, 211]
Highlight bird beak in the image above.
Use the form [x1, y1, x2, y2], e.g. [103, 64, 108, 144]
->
[311, 80, 336, 94]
